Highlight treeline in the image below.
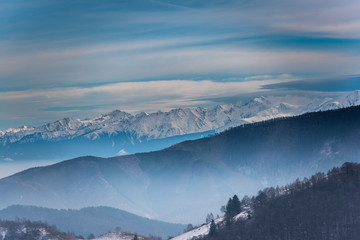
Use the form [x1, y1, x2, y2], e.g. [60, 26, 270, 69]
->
[201, 162, 360, 240]
[0, 219, 78, 240]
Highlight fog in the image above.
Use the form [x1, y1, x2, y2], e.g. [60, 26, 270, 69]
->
[0, 160, 57, 179]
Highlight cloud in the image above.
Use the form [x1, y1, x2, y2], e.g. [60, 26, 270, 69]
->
[3, 157, 14, 162]
[1, 0, 360, 91]
[1, 0, 359, 130]
[43, 105, 106, 112]
[1, 39, 359, 92]
[263, 75, 360, 92]
[0, 76, 296, 129]
[0, 78, 285, 106]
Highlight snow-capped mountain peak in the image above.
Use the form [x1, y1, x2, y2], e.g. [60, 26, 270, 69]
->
[317, 90, 360, 111]
[1, 91, 360, 145]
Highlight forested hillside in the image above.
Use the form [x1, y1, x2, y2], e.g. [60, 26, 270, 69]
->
[0, 219, 79, 240]
[200, 162, 360, 240]
[0, 206, 184, 239]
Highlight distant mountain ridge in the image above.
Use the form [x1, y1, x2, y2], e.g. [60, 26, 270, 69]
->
[5, 92, 359, 143]
[1, 91, 360, 161]
[0, 219, 79, 240]
[0, 205, 185, 239]
[2, 105, 360, 223]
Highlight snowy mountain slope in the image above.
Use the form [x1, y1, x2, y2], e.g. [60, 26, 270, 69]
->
[0, 205, 185, 239]
[316, 90, 360, 111]
[170, 211, 249, 240]
[2, 91, 359, 146]
[93, 232, 149, 240]
[170, 216, 224, 240]
[0, 219, 79, 240]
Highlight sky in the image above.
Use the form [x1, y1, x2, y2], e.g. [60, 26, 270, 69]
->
[1, 0, 360, 130]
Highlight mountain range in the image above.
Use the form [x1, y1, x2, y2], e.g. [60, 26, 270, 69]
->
[1, 105, 360, 223]
[1, 90, 360, 162]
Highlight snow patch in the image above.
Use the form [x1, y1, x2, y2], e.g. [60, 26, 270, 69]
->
[171, 211, 250, 240]
[0, 228, 7, 239]
[39, 228, 48, 237]
[234, 211, 249, 221]
[117, 149, 128, 156]
[94, 232, 145, 240]
[170, 216, 224, 240]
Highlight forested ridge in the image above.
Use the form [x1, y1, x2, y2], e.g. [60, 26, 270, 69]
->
[0, 219, 79, 240]
[201, 162, 360, 240]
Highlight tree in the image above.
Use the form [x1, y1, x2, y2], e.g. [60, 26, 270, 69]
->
[220, 205, 226, 214]
[206, 213, 214, 223]
[226, 195, 241, 218]
[209, 220, 216, 236]
[241, 195, 251, 206]
[225, 195, 241, 225]
[232, 195, 241, 214]
[225, 198, 233, 216]
[87, 233, 95, 239]
[184, 224, 194, 232]
[133, 234, 138, 240]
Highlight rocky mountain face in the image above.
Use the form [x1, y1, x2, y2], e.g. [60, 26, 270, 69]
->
[1, 106, 360, 223]
[1, 91, 360, 161]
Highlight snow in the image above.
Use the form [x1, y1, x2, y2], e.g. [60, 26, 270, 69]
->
[0, 228, 7, 239]
[170, 216, 224, 240]
[316, 90, 360, 111]
[38, 228, 48, 238]
[234, 211, 249, 221]
[1, 91, 360, 145]
[170, 211, 250, 240]
[0, 225, 52, 240]
[94, 232, 145, 240]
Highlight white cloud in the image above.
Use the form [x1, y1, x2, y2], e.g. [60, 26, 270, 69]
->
[0, 78, 292, 106]
[267, 1, 360, 38]
[0, 76, 296, 129]
[3, 157, 14, 162]
[1, 40, 358, 92]
[1, 0, 359, 130]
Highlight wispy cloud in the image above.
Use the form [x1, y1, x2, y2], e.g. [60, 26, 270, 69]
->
[0, 76, 295, 129]
[0, 0, 359, 129]
[1, 39, 358, 91]
[3, 157, 14, 162]
[263, 75, 360, 92]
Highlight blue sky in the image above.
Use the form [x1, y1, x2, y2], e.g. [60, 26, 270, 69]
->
[1, 0, 360, 130]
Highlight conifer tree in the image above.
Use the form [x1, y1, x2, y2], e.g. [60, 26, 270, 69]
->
[209, 219, 216, 236]
[225, 197, 233, 217]
[226, 195, 241, 218]
[225, 195, 242, 226]
[232, 194, 241, 214]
